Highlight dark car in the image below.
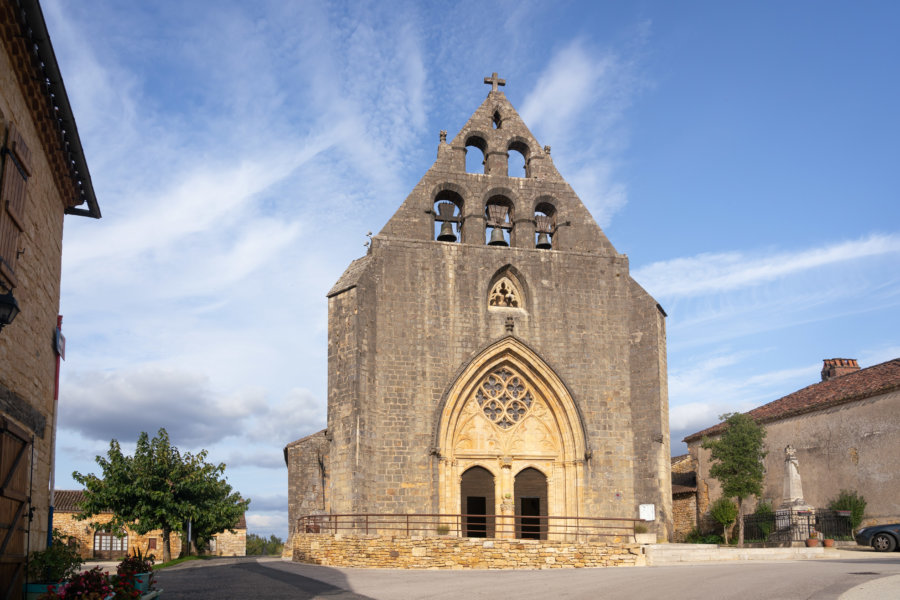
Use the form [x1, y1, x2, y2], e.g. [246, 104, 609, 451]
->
[855, 524, 900, 552]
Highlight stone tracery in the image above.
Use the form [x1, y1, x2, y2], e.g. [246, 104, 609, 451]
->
[489, 277, 520, 308]
[474, 367, 535, 429]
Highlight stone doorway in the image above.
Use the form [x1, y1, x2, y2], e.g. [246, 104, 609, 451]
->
[461, 466, 495, 537]
[515, 467, 547, 539]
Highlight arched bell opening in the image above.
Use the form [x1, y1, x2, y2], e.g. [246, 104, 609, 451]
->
[433, 190, 464, 243]
[515, 467, 548, 539]
[465, 135, 488, 174]
[460, 466, 495, 538]
[508, 140, 530, 178]
[534, 201, 557, 250]
[485, 196, 513, 247]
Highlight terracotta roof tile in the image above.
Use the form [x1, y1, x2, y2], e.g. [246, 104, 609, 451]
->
[53, 490, 110, 513]
[684, 358, 900, 443]
[55, 490, 247, 529]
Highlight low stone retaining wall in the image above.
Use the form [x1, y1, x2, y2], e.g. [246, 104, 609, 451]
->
[291, 533, 644, 569]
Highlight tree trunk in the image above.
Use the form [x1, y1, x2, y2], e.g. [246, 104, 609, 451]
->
[162, 527, 172, 563]
[723, 523, 728, 544]
[737, 498, 745, 548]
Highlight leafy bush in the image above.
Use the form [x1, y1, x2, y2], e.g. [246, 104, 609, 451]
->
[754, 500, 774, 516]
[754, 500, 775, 538]
[710, 498, 738, 544]
[633, 524, 648, 534]
[27, 530, 83, 583]
[685, 528, 724, 544]
[828, 489, 866, 530]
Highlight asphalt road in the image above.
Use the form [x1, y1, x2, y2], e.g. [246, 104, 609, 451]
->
[153, 552, 900, 600]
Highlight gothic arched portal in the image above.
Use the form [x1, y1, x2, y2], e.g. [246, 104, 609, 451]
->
[436, 337, 586, 538]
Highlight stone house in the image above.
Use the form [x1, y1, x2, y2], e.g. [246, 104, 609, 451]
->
[0, 0, 101, 595]
[52, 490, 247, 559]
[285, 73, 673, 547]
[670, 454, 699, 541]
[683, 357, 900, 535]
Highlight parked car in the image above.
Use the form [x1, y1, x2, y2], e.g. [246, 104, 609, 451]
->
[855, 524, 900, 552]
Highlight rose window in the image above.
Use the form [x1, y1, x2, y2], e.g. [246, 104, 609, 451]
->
[474, 367, 535, 429]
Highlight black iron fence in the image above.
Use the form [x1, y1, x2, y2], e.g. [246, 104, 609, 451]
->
[742, 509, 853, 543]
[297, 513, 641, 542]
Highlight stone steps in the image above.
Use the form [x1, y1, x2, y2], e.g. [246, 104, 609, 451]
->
[642, 543, 826, 565]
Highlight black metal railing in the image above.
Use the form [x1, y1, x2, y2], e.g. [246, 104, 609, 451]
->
[297, 513, 641, 541]
[741, 509, 853, 543]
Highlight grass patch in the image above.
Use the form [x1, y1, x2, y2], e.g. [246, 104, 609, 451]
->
[153, 555, 213, 570]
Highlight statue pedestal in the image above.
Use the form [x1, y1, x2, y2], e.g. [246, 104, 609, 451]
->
[776, 504, 816, 542]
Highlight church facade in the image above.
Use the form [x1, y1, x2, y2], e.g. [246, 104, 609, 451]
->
[286, 75, 672, 542]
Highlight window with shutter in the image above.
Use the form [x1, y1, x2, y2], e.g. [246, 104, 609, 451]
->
[0, 122, 31, 289]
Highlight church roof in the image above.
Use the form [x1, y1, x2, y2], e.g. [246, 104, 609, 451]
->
[327, 256, 371, 297]
[683, 358, 900, 443]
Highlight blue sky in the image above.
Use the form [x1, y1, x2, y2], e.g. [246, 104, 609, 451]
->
[44, 1, 899, 540]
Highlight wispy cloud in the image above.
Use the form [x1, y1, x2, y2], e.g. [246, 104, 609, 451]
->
[520, 34, 648, 226]
[634, 233, 900, 299]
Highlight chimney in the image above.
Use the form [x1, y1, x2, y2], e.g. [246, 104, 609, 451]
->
[821, 358, 860, 381]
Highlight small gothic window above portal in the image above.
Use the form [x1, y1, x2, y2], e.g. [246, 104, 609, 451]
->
[489, 277, 521, 308]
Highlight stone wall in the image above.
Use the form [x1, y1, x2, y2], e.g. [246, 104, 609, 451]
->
[290, 533, 643, 569]
[1, 27, 68, 555]
[689, 390, 900, 529]
[285, 430, 328, 535]
[53, 512, 183, 560]
[672, 493, 697, 541]
[212, 528, 246, 557]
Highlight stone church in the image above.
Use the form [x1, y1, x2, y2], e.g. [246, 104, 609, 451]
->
[286, 74, 672, 543]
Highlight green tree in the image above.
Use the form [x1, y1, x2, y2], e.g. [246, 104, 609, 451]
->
[710, 497, 738, 544]
[73, 428, 250, 562]
[245, 533, 284, 555]
[702, 413, 767, 547]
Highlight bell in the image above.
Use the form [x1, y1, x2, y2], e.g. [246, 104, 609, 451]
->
[437, 221, 457, 242]
[488, 227, 508, 246]
[536, 232, 552, 250]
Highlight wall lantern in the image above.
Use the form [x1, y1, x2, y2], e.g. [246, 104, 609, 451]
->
[0, 291, 20, 331]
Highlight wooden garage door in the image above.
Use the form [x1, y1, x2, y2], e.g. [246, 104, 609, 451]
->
[0, 418, 32, 600]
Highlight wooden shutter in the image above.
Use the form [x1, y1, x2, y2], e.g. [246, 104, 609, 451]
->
[0, 418, 33, 600]
[0, 123, 30, 288]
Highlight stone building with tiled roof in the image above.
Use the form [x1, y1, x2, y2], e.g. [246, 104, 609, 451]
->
[683, 358, 900, 533]
[1, 1, 101, 595]
[52, 490, 246, 560]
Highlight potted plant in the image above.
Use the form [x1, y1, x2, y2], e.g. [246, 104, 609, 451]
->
[633, 524, 656, 544]
[24, 530, 83, 600]
[805, 530, 819, 547]
[40, 566, 146, 600]
[117, 547, 155, 593]
[823, 537, 835, 547]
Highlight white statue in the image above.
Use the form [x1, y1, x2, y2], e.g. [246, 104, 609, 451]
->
[782, 444, 805, 506]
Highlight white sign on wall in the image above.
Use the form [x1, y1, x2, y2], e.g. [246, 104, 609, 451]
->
[639, 503, 656, 521]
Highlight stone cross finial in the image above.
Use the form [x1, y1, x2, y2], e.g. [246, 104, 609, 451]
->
[440, 130, 447, 143]
[484, 72, 506, 92]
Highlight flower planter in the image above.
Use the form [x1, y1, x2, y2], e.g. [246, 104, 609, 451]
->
[134, 572, 151, 593]
[24, 582, 65, 600]
[823, 538, 835, 547]
[805, 538, 818, 547]
[634, 533, 656, 544]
